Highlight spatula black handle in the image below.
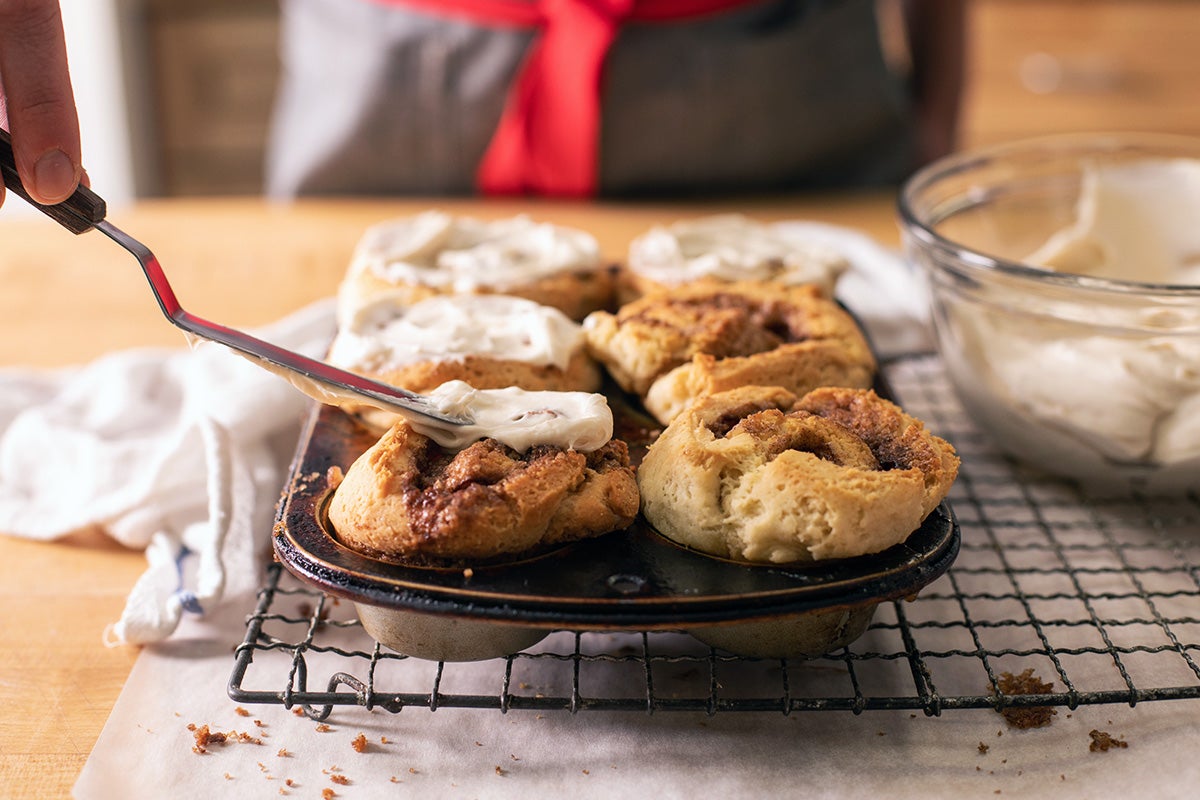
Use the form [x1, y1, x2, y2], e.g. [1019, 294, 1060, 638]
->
[0, 128, 106, 234]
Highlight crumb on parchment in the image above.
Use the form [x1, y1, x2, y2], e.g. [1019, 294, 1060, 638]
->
[994, 669, 1057, 729]
[189, 723, 263, 754]
[1089, 730, 1129, 752]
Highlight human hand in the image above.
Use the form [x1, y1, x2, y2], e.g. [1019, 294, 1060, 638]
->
[0, 0, 84, 207]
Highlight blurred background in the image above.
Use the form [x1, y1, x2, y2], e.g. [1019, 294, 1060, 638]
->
[63, 0, 1200, 206]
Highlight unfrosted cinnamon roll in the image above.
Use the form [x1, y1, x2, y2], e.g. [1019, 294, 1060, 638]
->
[638, 385, 959, 564]
[583, 281, 875, 424]
[328, 420, 640, 565]
[337, 211, 614, 323]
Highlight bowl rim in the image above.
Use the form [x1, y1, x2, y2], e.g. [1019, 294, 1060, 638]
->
[897, 132, 1200, 298]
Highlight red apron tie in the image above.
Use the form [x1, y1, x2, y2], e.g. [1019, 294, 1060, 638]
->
[372, 0, 765, 196]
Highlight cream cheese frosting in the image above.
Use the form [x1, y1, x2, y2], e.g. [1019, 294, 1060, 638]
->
[326, 294, 584, 374]
[348, 211, 601, 292]
[628, 214, 849, 292]
[942, 158, 1200, 492]
[1025, 158, 1200, 285]
[406, 381, 614, 453]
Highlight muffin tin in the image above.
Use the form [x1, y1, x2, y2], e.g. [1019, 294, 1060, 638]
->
[272, 390, 960, 661]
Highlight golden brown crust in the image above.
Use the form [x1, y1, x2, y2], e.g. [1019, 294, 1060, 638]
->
[327, 423, 640, 564]
[583, 281, 875, 424]
[637, 385, 958, 564]
[342, 265, 617, 323]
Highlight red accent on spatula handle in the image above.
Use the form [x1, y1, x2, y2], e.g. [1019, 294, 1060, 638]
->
[0, 128, 106, 234]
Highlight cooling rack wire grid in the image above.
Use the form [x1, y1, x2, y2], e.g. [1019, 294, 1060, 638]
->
[229, 356, 1200, 719]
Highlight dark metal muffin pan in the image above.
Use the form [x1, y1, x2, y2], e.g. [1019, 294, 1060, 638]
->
[273, 398, 959, 661]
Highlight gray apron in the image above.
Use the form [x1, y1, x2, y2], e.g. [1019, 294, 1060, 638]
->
[265, 0, 916, 197]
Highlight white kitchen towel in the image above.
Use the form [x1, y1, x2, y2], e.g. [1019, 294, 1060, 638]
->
[0, 224, 926, 648]
[0, 298, 337, 645]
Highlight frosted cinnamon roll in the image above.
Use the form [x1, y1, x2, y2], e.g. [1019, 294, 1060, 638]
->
[617, 214, 848, 303]
[638, 385, 959, 564]
[583, 281, 875, 424]
[337, 211, 614, 322]
[327, 386, 639, 565]
[328, 293, 601, 431]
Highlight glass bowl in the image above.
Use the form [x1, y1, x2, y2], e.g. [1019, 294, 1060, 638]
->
[899, 133, 1200, 496]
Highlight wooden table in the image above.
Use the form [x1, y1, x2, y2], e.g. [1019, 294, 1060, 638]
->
[0, 191, 899, 798]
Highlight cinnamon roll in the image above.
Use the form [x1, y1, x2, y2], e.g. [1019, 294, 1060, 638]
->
[328, 415, 640, 565]
[638, 385, 959, 564]
[583, 281, 875, 424]
[327, 293, 601, 431]
[617, 214, 848, 304]
[337, 211, 614, 323]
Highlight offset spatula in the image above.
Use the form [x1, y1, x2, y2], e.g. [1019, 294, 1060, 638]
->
[0, 129, 471, 426]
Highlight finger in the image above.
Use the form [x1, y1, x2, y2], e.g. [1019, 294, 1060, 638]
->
[0, 0, 82, 204]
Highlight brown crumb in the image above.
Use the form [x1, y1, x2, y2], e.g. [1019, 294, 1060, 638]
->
[995, 669, 1057, 729]
[978, 742, 989, 754]
[322, 790, 336, 800]
[316, 724, 332, 732]
[235, 707, 251, 717]
[510, 754, 520, 761]
[255, 719, 266, 728]
[475, 741, 483, 747]
[352, 733, 368, 753]
[186, 723, 197, 731]
[381, 736, 390, 745]
[277, 748, 290, 758]
[191, 724, 227, 754]
[409, 767, 419, 774]
[1088, 729, 1129, 752]
[330, 775, 350, 786]
[286, 779, 295, 787]
[463, 568, 474, 579]
[224, 773, 234, 780]
[390, 776, 401, 783]
[582, 769, 590, 775]
[495, 766, 508, 776]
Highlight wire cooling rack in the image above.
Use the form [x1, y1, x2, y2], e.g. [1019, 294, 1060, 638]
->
[228, 356, 1200, 719]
